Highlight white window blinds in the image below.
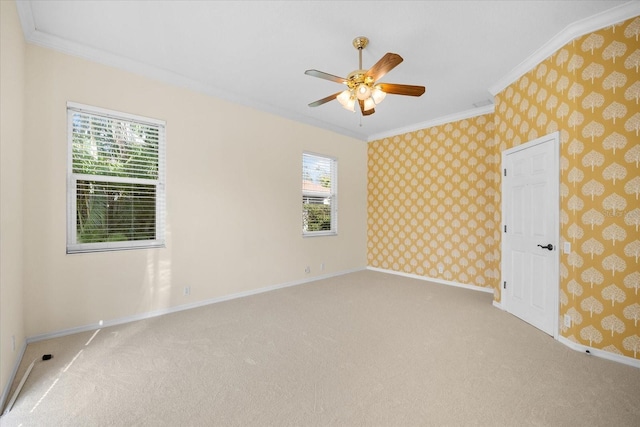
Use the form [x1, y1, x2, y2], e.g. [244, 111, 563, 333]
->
[67, 103, 165, 253]
[302, 152, 337, 236]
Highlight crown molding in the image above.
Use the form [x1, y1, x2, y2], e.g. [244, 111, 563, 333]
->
[15, 0, 35, 40]
[13, 1, 368, 142]
[489, 1, 640, 96]
[15, 1, 638, 142]
[367, 104, 495, 142]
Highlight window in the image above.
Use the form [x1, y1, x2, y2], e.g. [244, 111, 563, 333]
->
[302, 152, 337, 236]
[67, 102, 165, 253]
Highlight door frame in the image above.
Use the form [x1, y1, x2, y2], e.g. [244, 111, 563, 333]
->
[500, 131, 560, 339]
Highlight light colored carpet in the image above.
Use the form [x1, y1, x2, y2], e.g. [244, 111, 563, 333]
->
[2, 270, 639, 426]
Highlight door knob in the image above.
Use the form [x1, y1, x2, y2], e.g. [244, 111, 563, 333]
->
[537, 244, 553, 251]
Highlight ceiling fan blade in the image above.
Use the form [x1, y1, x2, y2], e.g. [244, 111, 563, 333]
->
[305, 69, 347, 84]
[377, 83, 426, 97]
[358, 99, 375, 116]
[308, 92, 343, 107]
[365, 53, 403, 81]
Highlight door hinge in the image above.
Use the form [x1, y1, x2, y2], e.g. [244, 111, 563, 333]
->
[504, 168, 507, 177]
[503, 281, 507, 289]
[504, 225, 507, 233]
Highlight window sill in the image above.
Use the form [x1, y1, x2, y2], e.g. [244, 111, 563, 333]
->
[302, 231, 337, 238]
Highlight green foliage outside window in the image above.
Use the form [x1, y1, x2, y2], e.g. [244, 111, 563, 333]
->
[72, 112, 160, 244]
[303, 203, 332, 231]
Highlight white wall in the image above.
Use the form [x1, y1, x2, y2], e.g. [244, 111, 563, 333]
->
[0, 0, 26, 405]
[20, 43, 367, 337]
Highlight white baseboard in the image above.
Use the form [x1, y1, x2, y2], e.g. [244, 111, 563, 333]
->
[26, 267, 366, 344]
[557, 336, 640, 369]
[0, 340, 28, 415]
[494, 304, 638, 368]
[366, 266, 495, 295]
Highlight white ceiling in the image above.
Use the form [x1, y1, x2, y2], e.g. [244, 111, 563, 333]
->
[15, 1, 637, 141]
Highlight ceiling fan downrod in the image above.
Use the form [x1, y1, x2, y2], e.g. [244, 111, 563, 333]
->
[352, 36, 369, 70]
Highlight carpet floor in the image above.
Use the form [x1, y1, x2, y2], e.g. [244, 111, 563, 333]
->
[2, 270, 639, 426]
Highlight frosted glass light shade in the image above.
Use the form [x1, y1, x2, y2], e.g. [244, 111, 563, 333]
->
[363, 97, 375, 111]
[342, 96, 356, 112]
[356, 83, 371, 100]
[371, 87, 386, 104]
[337, 90, 352, 106]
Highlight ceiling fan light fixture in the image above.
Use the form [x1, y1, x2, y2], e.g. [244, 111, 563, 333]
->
[337, 90, 356, 111]
[344, 98, 356, 112]
[363, 97, 376, 111]
[356, 83, 372, 100]
[340, 94, 356, 112]
[305, 36, 425, 116]
[336, 89, 352, 106]
[371, 86, 386, 104]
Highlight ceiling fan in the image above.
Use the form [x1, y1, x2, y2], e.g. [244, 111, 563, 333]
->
[305, 36, 426, 116]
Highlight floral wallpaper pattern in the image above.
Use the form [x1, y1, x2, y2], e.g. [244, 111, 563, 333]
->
[495, 16, 640, 359]
[367, 114, 499, 291]
[368, 15, 639, 360]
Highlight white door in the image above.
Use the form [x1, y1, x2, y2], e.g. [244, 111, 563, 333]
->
[502, 132, 559, 337]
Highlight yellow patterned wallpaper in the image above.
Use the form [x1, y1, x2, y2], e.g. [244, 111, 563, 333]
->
[367, 113, 500, 292]
[495, 16, 639, 359]
[368, 16, 639, 360]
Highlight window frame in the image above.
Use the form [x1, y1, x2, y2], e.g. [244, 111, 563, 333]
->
[66, 102, 166, 253]
[302, 151, 337, 237]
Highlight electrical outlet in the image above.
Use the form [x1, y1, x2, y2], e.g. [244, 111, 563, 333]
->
[305, 266, 310, 274]
[183, 286, 191, 296]
[320, 263, 325, 271]
[564, 314, 571, 328]
[438, 265, 444, 274]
